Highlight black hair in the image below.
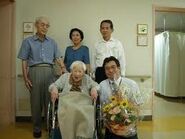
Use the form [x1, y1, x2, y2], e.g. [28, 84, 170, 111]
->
[103, 56, 120, 69]
[100, 19, 114, 30]
[69, 28, 84, 41]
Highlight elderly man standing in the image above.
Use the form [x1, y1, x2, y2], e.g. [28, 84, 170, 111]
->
[18, 16, 65, 139]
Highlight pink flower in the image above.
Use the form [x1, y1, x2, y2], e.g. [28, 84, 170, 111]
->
[109, 106, 121, 114]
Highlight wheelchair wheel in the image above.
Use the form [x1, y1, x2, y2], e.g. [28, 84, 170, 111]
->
[95, 95, 104, 139]
[47, 100, 62, 139]
[47, 102, 52, 135]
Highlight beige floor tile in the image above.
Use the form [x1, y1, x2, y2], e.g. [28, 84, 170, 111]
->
[1, 94, 185, 139]
[153, 131, 185, 139]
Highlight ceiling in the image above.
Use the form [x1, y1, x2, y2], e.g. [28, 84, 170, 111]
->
[155, 11, 185, 33]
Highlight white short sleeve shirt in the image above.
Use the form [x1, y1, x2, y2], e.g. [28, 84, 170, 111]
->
[93, 37, 126, 76]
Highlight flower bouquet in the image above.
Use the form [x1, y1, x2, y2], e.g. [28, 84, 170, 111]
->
[102, 86, 139, 137]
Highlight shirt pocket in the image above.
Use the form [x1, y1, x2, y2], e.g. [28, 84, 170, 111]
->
[96, 47, 105, 59]
[111, 47, 120, 58]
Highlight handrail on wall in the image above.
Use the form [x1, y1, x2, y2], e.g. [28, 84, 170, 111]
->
[17, 74, 23, 78]
[125, 75, 151, 82]
[18, 74, 151, 82]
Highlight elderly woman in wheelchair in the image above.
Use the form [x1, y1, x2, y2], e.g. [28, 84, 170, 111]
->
[49, 61, 98, 139]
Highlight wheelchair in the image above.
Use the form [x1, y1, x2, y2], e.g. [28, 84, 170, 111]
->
[47, 94, 104, 139]
[47, 99, 62, 139]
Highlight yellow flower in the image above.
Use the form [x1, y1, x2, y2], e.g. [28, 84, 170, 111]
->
[109, 103, 115, 108]
[103, 104, 111, 112]
[110, 96, 119, 106]
[120, 99, 128, 108]
[109, 96, 117, 102]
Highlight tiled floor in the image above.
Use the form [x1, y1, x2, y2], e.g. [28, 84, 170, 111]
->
[151, 94, 185, 139]
[138, 94, 185, 139]
[1, 94, 185, 139]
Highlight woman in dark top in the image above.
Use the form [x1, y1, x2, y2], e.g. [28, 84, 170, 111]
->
[64, 28, 90, 74]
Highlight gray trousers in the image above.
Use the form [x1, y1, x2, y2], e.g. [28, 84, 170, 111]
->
[29, 66, 54, 133]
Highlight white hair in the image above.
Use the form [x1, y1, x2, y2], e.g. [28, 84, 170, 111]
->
[35, 16, 49, 24]
[70, 61, 86, 71]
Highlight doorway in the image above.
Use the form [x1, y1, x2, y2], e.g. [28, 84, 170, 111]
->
[153, 6, 185, 97]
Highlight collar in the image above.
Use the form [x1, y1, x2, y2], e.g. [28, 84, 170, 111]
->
[100, 37, 114, 43]
[109, 76, 122, 85]
[33, 34, 49, 41]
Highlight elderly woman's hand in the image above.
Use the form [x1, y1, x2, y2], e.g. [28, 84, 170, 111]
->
[50, 86, 59, 103]
[90, 87, 98, 101]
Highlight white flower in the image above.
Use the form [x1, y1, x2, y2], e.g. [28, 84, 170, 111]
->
[110, 115, 116, 121]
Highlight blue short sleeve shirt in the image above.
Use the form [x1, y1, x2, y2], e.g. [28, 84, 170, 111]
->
[64, 45, 90, 71]
[17, 35, 61, 66]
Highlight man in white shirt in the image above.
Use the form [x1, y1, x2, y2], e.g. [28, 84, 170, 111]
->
[99, 56, 143, 139]
[93, 19, 126, 83]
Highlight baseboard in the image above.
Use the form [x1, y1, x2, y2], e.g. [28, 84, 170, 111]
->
[16, 116, 45, 122]
[140, 115, 152, 121]
[16, 115, 152, 122]
[16, 116, 32, 122]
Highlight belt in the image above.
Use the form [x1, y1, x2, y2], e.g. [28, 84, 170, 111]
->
[30, 64, 52, 67]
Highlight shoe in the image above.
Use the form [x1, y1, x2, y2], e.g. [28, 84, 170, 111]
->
[33, 131, 41, 138]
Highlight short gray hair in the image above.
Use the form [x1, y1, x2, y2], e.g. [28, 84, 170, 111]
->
[70, 61, 86, 71]
[35, 16, 49, 24]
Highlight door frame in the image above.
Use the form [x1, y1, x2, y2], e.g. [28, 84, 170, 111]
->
[152, 6, 185, 94]
[0, 1, 16, 125]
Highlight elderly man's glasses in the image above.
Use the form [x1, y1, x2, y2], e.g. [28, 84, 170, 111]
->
[39, 23, 50, 28]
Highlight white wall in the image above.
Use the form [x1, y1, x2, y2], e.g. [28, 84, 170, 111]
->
[153, 0, 185, 8]
[15, 0, 154, 116]
[16, 0, 153, 76]
[15, 0, 185, 116]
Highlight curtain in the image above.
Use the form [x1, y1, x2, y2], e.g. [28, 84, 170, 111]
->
[154, 31, 185, 97]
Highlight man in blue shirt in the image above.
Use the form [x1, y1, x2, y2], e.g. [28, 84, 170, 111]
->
[18, 16, 65, 139]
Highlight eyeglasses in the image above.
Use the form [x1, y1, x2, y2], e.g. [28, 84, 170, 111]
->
[39, 23, 50, 28]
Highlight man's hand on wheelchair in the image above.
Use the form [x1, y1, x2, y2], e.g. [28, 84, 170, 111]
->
[50, 86, 59, 103]
[90, 87, 98, 101]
